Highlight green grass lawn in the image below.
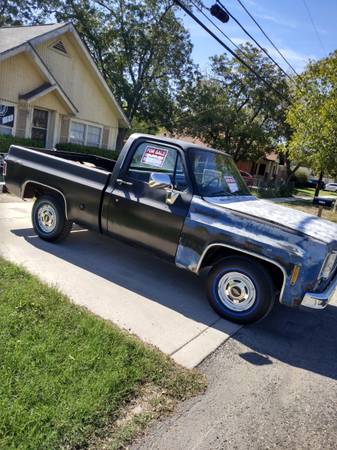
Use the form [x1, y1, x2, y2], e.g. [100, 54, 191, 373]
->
[295, 187, 337, 198]
[280, 199, 337, 224]
[0, 258, 205, 450]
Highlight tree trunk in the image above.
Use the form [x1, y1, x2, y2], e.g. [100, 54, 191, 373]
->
[314, 170, 324, 198]
[285, 159, 301, 184]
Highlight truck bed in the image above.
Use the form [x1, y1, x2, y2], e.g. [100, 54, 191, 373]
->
[5, 145, 116, 230]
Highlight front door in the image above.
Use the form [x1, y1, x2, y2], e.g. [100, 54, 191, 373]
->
[31, 108, 48, 146]
[107, 139, 192, 261]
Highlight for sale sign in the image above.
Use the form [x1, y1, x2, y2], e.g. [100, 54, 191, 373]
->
[0, 105, 14, 128]
[141, 146, 168, 168]
[224, 175, 239, 193]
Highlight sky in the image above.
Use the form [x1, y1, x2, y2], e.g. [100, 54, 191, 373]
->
[178, 0, 337, 75]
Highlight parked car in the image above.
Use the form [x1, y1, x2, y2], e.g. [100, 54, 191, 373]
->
[239, 170, 254, 186]
[4, 134, 337, 324]
[324, 183, 337, 192]
[306, 178, 325, 190]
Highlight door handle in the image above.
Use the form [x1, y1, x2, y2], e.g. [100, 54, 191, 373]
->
[166, 188, 180, 205]
[116, 178, 133, 186]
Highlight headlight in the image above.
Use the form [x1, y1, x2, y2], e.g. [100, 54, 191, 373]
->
[320, 252, 337, 280]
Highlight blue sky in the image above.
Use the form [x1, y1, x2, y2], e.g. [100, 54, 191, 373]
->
[178, 0, 337, 74]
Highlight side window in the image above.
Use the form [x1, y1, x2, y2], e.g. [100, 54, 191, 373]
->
[173, 154, 188, 192]
[126, 142, 188, 191]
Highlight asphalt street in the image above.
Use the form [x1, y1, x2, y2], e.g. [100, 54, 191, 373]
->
[132, 299, 337, 450]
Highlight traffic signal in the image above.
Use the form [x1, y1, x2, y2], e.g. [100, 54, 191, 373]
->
[210, 3, 230, 23]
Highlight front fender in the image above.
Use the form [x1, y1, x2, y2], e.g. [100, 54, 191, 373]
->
[176, 197, 326, 307]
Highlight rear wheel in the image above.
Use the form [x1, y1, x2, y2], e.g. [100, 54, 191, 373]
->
[32, 194, 72, 242]
[207, 257, 276, 324]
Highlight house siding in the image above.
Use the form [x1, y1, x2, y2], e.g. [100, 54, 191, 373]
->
[0, 27, 124, 150]
[35, 32, 119, 133]
[0, 53, 46, 103]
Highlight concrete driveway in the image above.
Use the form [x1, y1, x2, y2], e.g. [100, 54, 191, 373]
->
[0, 196, 239, 368]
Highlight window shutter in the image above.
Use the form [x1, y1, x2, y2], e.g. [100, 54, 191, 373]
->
[60, 116, 70, 143]
[15, 107, 29, 138]
[101, 127, 110, 149]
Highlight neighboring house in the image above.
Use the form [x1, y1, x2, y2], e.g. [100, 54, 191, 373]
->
[0, 22, 129, 150]
[169, 134, 286, 181]
[237, 151, 286, 181]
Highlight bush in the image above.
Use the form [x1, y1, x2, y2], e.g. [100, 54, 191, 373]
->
[293, 169, 308, 187]
[0, 134, 45, 154]
[257, 180, 295, 198]
[55, 142, 119, 160]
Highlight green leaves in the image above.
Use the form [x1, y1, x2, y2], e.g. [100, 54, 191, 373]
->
[174, 43, 289, 161]
[286, 51, 337, 177]
[2, 0, 196, 132]
[57, 0, 195, 125]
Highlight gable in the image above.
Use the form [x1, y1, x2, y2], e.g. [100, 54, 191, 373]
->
[0, 23, 129, 128]
[31, 90, 69, 115]
[0, 52, 47, 103]
[35, 32, 124, 128]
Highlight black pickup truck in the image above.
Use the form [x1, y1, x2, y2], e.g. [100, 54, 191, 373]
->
[4, 134, 337, 323]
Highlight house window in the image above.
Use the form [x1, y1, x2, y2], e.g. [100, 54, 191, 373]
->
[31, 108, 48, 146]
[0, 104, 15, 136]
[87, 125, 101, 146]
[69, 121, 86, 145]
[69, 121, 102, 147]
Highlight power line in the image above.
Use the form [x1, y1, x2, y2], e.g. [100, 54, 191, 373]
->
[190, 0, 244, 54]
[215, 0, 293, 83]
[234, 0, 301, 77]
[174, 0, 289, 103]
[301, 0, 326, 53]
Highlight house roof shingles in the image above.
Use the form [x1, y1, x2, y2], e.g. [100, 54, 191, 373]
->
[0, 23, 66, 55]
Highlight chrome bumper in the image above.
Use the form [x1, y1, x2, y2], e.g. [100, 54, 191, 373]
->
[301, 276, 337, 310]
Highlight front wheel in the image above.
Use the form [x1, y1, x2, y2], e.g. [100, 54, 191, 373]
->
[207, 257, 276, 324]
[32, 194, 72, 242]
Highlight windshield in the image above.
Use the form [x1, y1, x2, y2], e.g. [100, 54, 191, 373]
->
[189, 149, 251, 197]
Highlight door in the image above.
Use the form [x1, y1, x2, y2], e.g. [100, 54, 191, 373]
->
[31, 108, 48, 146]
[107, 140, 192, 260]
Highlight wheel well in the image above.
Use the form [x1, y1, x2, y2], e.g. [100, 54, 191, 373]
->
[22, 182, 67, 217]
[200, 246, 285, 293]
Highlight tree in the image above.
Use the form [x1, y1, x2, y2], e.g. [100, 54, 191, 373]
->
[1, 0, 198, 147]
[14, 0, 197, 146]
[172, 43, 290, 162]
[0, 0, 44, 26]
[286, 51, 337, 196]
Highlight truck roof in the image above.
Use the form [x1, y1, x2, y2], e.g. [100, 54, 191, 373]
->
[129, 133, 230, 157]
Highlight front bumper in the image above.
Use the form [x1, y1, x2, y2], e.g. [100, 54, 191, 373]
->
[301, 275, 337, 309]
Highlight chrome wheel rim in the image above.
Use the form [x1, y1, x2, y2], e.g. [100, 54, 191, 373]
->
[37, 203, 57, 233]
[217, 272, 256, 312]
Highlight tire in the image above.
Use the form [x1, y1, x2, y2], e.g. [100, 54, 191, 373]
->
[207, 256, 276, 324]
[32, 194, 72, 242]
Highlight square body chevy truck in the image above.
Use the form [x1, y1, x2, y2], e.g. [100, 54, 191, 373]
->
[4, 133, 337, 323]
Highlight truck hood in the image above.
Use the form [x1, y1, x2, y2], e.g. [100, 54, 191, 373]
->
[205, 196, 337, 245]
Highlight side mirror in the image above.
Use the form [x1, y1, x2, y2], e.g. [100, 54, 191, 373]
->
[148, 172, 172, 190]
